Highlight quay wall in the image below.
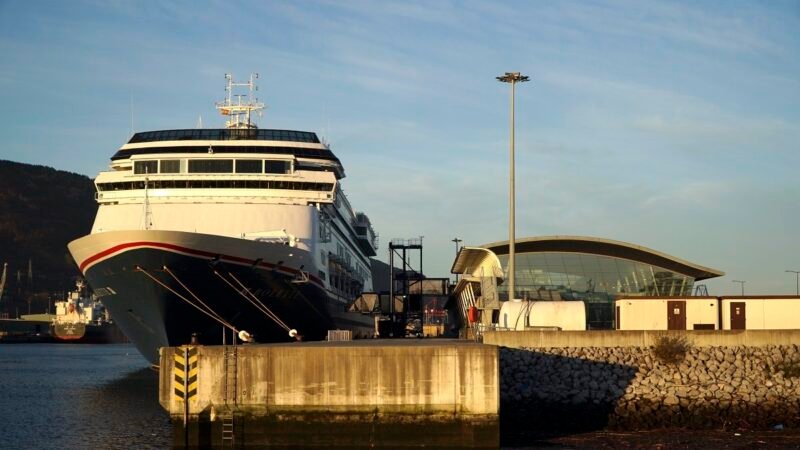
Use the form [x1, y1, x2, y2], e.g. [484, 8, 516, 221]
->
[160, 340, 499, 448]
[495, 333, 800, 435]
[484, 329, 800, 348]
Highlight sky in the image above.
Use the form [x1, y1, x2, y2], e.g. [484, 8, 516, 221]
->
[1, 0, 798, 295]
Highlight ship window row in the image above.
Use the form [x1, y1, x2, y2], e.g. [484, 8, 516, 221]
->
[128, 129, 320, 144]
[133, 159, 292, 175]
[113, 146, 338, 162]
[97, 180, 334, 192]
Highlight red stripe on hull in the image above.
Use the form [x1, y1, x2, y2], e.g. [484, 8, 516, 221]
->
[79, 241, 324, 287]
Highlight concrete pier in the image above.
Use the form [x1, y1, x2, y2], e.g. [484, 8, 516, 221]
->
[159, 340, 499, 448]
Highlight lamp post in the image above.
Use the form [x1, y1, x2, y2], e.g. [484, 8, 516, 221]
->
[452, 238, 463, 283]
[732, 280, 745, 296]
[786, 270, 800, 296]
[497, 72, 529, 302]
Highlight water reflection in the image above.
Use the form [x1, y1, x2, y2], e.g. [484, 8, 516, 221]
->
[0, 344, 171, 449]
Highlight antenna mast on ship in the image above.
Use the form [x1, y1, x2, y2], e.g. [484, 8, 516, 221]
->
[0, 263, 7, 303]
[215, 73, 265, 129]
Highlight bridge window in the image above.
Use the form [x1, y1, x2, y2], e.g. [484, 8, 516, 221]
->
[235, 160, 263, 173]
[96, 180, 334, 192]
[188, 159, 233, 173]
[160, 160, 181, 173]
[265, 160, 291, 174]
[133, 160, 158, 174]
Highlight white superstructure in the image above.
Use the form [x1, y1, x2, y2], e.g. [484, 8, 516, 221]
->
[68, 74, 379, 363]
[90, 74, 377, 302]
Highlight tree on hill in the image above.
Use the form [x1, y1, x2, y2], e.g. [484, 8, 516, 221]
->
[0, 160, 97, 316]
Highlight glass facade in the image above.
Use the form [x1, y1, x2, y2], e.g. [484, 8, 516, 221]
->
[496, 252, 695, 329]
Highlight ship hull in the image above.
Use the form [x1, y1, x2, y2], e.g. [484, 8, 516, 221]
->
[68, 230, 374, 364]
[50, 322, 129, 344]
[51, 321, 86, 340]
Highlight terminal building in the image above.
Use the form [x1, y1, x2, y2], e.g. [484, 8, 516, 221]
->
[452, 236, 725, 330]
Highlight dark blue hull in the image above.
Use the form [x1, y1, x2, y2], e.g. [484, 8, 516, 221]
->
[83, 247, 371, 364]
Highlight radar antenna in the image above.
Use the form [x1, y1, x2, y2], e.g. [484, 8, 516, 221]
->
[215, 73, 265, 129]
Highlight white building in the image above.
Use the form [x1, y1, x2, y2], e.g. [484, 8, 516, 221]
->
[615, 297, 719, 330]
[720, 297, 800, 330]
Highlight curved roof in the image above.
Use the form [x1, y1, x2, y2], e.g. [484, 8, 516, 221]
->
[450, 246, 505, 279]
[481, 235, 724, 281]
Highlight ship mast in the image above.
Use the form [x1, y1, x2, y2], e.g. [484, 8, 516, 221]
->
[215, 73, 265, 129]
[0, 262, 7, 303]
[143, 166, 152, 230]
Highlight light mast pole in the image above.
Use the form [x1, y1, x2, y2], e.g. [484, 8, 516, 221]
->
[452, 238, 463, 283]
[786, 270, 800, 296]
[497, 72, 529, 301]
[732, 280, 745, 296]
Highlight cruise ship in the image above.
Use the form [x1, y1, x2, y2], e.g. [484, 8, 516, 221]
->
[68, 74, 378, 364]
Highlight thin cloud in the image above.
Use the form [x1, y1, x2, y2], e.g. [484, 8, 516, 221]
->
[631, 115, 797, 143]
[641, 181, 733, 209]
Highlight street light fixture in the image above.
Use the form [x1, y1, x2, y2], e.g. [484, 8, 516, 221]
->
[497, 72, 529, 301]
[732, 280, 745, 296]
[786, 270, 800, 296]
[452, 238, 463, 282]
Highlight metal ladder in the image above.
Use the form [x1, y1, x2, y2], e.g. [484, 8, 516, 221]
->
[221, 413, 235, 448]
[221, 341, 238, 448]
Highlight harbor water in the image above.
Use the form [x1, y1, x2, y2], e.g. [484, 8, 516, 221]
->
[2, 343, 800, 449]
[0, 344, 170, 449]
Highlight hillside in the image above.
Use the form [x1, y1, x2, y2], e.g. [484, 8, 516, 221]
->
[0, 160, 97, 314]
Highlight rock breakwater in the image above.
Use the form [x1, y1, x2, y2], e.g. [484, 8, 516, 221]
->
[500, 344, 800, 431]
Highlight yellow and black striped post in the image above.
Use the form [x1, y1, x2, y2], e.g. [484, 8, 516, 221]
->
[173, 346, 199, 424]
